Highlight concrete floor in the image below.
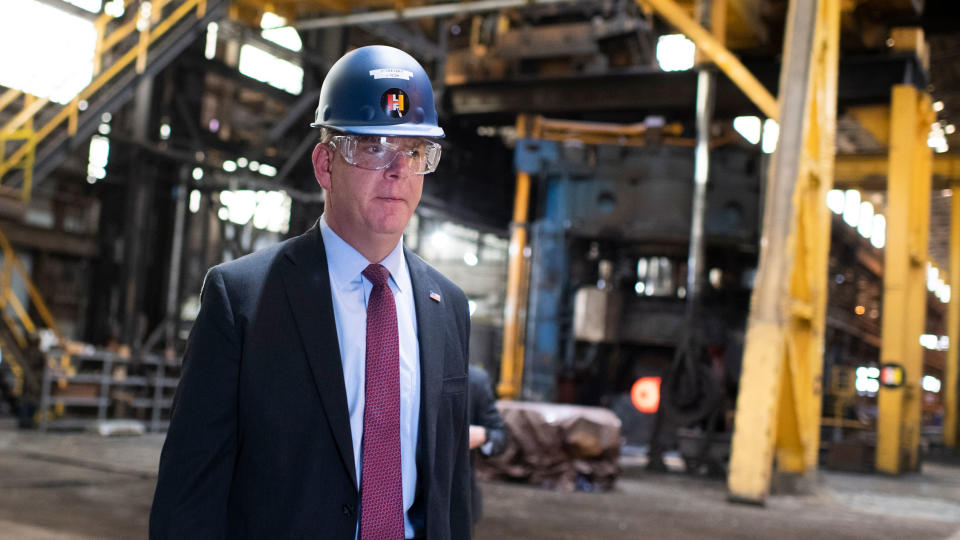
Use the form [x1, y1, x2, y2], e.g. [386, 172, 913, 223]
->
[1, 420, 959, 540]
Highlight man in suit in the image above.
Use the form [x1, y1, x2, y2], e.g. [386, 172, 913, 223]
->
[467, 365, 507, 525]
[150, 45, 471, 540]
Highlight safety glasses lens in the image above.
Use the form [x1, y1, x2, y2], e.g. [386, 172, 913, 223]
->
[333, 136, 441, 174]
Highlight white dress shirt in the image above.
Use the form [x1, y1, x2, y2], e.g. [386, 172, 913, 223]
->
[320, 215, 421, 539]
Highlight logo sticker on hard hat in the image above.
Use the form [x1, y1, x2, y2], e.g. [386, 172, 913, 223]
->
[369, 68, 413, 80]
[381, 88, 409, 118]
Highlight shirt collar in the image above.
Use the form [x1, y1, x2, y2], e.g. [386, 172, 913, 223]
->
[319, 214, 407, 292]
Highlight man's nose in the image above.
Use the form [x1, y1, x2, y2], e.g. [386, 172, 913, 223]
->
[383, 152, 412, 178]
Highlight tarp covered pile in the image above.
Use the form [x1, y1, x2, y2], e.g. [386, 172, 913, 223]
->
[476, 401, 621, 491]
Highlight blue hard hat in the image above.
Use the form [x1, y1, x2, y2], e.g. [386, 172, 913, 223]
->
[311, 45, 444, 138]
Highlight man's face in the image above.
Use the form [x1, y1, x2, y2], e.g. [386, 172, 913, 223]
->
[312, 136, 425, 241]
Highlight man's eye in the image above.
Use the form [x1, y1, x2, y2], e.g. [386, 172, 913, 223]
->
[363, 144, 384, 154]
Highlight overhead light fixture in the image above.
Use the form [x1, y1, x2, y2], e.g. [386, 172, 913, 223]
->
[842, 189, 860, 228]
[761, 119, 779, 154]
[870, 214, 885, 249]
[205, 22, 218, 60]
[260, 12, 302, 52]
[656, 34, 695, 72]
[826, 189, 845, 214]
[733, 116, 761, 145]
[0, 0, 97, 104]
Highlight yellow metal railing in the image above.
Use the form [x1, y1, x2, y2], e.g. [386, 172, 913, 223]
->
[0, 0, 208, 199]
[0, 224, 70, 397]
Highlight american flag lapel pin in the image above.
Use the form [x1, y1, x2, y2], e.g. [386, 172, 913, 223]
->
[429, 291, 442, 303]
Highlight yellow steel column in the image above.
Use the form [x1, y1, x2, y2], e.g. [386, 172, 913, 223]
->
[906, 94, 933, 470]
[781, 0, 839, 475]
[876, 86, 934, 473]
[728, 0, 839, 503]
[498, 115, 533, 399]
[946, 183, 960, 448]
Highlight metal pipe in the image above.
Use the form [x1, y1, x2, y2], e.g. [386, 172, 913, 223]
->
[165, 166, 189, 349]
[946, 183, 960, 448]
[294, 0, 580, 31]
[685, 65, 716, 319]
[647, 0, 717, 474]
[498, 114, 533, 400]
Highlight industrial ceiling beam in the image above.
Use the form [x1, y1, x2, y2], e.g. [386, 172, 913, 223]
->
[293, 0, 584, 31]
[846, 105, 891, 148]
[725, 0, 768, 49]
[637, 0, 778, 119]
[359, 23, 445, 61]
[833, 153, 960, 190]
[444, 56, 918, 116]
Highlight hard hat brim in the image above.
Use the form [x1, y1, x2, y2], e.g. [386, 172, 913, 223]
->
[309, 122, 444, 138]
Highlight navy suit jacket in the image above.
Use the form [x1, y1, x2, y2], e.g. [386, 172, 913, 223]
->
[150, 224, 472, 539]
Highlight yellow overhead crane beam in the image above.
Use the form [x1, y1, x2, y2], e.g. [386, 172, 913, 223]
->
[834, 153, 960, 190]
[638, 0, 778, 120]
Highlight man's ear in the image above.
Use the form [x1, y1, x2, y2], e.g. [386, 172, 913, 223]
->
[312, 143, 333, 190]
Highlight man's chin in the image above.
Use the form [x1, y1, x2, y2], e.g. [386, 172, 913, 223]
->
[369, 217, 412, 237]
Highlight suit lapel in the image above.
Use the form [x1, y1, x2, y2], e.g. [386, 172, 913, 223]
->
[281, 225, 357, 488]
[406, 248, 444, 479]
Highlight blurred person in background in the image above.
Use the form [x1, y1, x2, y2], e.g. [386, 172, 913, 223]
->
[468, 365, 508, 525]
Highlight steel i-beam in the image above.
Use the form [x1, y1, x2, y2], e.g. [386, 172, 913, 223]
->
[727, 0, 839, 503]
[947, 181, 960, 449]
[877, 86, 934, 473]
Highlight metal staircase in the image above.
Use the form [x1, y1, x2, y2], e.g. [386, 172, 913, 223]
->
[0, 0, 227, 423]
[0, 0, 226, 206]
[0, 225, 66, 423]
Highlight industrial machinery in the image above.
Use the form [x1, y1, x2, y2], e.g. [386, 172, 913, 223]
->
[513, 119, 760, 473]
[509, 116, 948, 476]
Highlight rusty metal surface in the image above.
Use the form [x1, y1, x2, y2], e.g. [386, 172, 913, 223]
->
[477, 401, 622, 491]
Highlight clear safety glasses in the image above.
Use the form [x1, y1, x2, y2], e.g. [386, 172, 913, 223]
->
[329, 135, 442, 175]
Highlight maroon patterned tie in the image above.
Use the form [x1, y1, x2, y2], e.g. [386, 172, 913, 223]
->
[359, 264, 404, 540]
